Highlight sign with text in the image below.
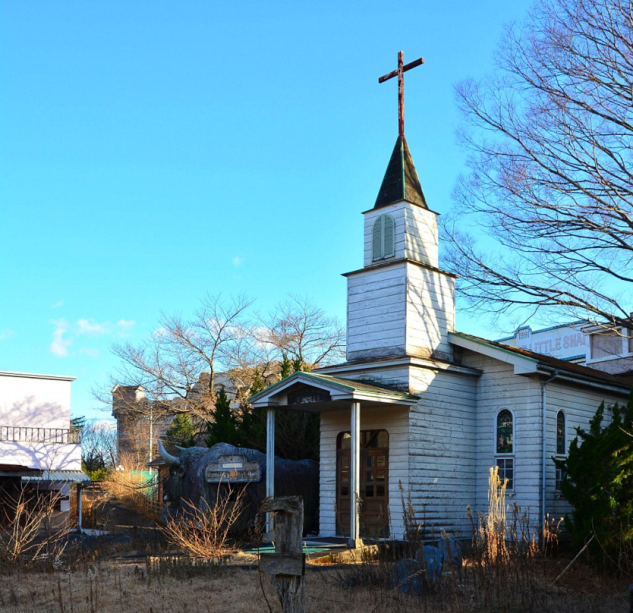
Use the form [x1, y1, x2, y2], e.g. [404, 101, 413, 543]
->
[204, 455, 261, 484]
[505, 325, 586, 361]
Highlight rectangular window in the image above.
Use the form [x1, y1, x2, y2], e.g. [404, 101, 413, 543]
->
[590, 330, 622, 360]
[496, 457, 514, 490]
[555, 466, 566, 492]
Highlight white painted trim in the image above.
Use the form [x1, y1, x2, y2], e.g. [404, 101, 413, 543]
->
[350, 402, 361, 543]
[317, 357, 481, 377]
[493, 407, 516, 456]
[556, 409, 566, 455]
[449, 333, 539, 375]
[0, 371, 76, 382]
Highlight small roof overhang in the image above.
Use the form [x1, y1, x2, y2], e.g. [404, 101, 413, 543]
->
[249, 371, 418, 413]
[22, 470, 91, 484]
[0, 464, 41, 478]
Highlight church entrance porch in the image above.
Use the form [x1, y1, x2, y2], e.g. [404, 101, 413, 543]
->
[249, 371, 417, 545]
[337, 429, 389, 538]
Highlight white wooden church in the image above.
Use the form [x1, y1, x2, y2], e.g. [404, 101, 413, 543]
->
[250, 75, 631, 543]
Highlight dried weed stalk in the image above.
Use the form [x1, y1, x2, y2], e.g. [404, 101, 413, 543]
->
[160, 484, 246, 558]
[0, 485, 70, 569]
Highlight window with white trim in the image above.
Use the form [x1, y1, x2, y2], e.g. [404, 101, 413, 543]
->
[555, 410, 566, 491]
[556, 410, 566, 456]
[495, 409, 514, 489]
[372, 214, 395, 261]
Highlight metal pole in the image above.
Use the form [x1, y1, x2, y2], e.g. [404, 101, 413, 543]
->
[350, 401, 361, 546]
[77, 485, 83, 533]
[266, 408, 276, 535]
[541, 370, 558, 542]
[148, 404, 154, 465]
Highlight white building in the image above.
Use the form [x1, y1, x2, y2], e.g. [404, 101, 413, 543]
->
[501, 321, 633, 376]
[251, 135, 631, 543]
[0, 371, 88, 522]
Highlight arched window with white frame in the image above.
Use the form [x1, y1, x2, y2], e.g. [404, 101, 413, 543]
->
[555, 410, 566, 491]
[556, 410, 566, 456]
[372, 214, 395, 261]
[495, 409, 514, 490]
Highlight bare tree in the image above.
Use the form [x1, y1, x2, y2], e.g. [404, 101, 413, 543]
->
[100, 294, 344, 461]
[81, 419, 117, 474]
[108, 294, 257, 420]
[258, 294, 346, 371]
[443, 0, 633, 333]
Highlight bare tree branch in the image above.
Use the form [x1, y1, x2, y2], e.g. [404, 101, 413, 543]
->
[443, 0, 633, 333]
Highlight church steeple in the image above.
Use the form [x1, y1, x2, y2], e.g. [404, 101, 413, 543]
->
[341, 51, 455, 363]
[374, 136, 427, 209]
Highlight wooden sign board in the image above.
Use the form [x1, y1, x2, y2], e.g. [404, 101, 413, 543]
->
[260, 552, 305, 577]
[204, 454, 261, 483]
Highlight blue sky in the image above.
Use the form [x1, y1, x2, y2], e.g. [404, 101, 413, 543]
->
[0, 0, 534, 420]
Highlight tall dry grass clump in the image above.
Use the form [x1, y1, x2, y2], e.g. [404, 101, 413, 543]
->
[103, 452, 160, 519]
[0, 486, 70, 570]
[160, 484, 246, 558]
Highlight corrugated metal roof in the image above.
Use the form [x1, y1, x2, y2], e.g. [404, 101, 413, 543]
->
[22, 470, 90, 483]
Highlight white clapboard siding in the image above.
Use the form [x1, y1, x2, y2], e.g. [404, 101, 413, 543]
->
[347, 260, 455, 362]
[406, 366, 479, 535]
[319, 406, 410, 538]
[461, 350, 553, 535]
[405, 263, 455, 359]
[347, 264, 407, 360]
[404, 204, 439, 267]
[544, 382, 624, 521]
[363, 202, 439, 268]
[363, 203, 407, 266]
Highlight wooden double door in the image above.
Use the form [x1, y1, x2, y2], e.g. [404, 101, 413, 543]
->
[336, 429, 389, 538]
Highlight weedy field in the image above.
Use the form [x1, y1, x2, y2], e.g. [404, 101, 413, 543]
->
[0, 472, 630, 612]
[0, 555, 627, 613]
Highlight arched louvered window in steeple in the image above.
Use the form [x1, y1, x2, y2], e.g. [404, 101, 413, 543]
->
[372, 214, 395, 262]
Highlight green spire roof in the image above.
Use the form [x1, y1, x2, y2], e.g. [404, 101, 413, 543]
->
[374, 136, 427, 209]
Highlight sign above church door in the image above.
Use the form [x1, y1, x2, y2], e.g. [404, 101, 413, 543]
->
[287, 385, 331, 405]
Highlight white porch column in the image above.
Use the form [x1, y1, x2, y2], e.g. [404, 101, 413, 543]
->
[265, 408, 275, 535]
[350, 401, 361, 546]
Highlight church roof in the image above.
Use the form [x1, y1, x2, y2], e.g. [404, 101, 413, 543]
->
[374, 136, 427, 209]
[451, 332, 632, 391]
[249, 370, 418, 410]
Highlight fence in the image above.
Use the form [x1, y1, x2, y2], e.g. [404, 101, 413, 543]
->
[0, 426, 81, 444]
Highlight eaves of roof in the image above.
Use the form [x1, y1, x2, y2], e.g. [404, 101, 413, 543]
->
[451, 331, 631, 392]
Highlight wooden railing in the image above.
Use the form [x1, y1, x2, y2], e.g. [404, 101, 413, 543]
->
[0, 426, 81, 444]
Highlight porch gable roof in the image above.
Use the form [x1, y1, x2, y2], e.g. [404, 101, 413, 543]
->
[249, 371, 418, 411]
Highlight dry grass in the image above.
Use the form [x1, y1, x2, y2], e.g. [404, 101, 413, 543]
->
[103, 454, 161, 521]
[160, 485, 247, 558]
[0, 486, 70, 570]
[0, 467, 629, 611]
[0, 559, 626, 613]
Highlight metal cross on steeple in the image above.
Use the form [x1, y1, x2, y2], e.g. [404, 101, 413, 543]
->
[378, 51, 424, 139]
